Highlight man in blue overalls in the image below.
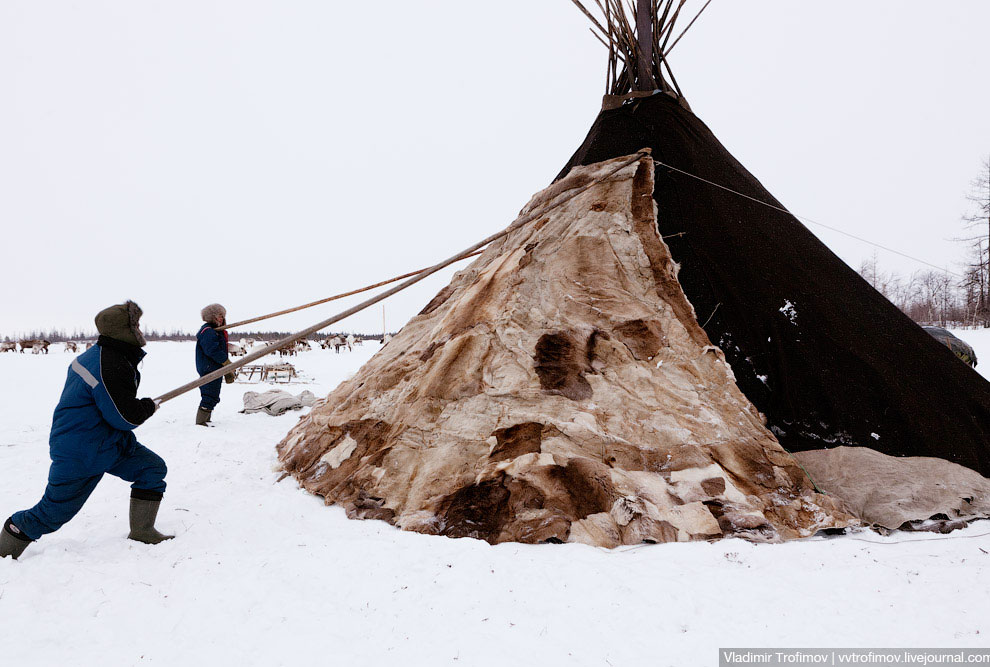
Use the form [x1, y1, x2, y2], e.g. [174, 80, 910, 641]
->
[1, 301, 171, 560]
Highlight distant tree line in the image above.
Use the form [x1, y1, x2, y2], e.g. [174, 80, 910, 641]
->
[859, 156, 990, 328]
[857, 255, 981, 327]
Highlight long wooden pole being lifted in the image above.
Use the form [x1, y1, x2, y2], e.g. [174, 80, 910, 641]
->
[635, 0, 654, 90]
[219, 249, 484, 331]
[153, 150, 650, 406]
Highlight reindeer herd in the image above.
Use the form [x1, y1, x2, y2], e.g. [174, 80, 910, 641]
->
[277, 334, 363, 356]
[0, 340, 97, 354]
[1, 335, 370, 357]
[227, 334, 366, 358]
[318, 334, 360, 353]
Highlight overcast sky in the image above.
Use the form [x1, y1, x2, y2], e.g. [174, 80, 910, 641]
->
[2, 1, 988, 338]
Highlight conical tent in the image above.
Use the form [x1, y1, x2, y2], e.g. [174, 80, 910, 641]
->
[276, 156, 854, 545]
[276, 1, 990, 540]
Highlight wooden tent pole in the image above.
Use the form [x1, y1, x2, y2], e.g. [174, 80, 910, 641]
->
[218, 250, 484, 332]
[153, 150, 650, 406]
[635, 0, 654, 90]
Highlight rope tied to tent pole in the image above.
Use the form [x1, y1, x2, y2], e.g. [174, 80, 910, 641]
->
[152, 150, 652, 405]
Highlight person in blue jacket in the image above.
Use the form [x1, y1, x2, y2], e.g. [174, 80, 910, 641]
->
[195, 303, 235, 426]
[1, 301, 171, 560]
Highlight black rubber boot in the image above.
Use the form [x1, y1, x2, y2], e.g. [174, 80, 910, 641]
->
[1, 518, 32, 560]
[195, 407, 213, 426]
[127, 493, 174, 545]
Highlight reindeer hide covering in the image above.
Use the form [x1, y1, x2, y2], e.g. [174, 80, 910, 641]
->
[276, 154, 855, 546]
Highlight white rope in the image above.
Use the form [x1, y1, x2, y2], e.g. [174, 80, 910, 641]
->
[653, 159, 964, 278]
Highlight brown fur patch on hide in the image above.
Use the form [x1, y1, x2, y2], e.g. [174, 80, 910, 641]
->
[294, 420, 393, 497]
[418, 339, 446, 363]
[437, 476, 511, 543]
[518, 242, 539, 270]
[501, 476, 573, 543]
[614, 319, 665, 360]
[701, 477, 727, 496]
[490, 422, 544, 462]
[534, 332, 592, 401]
[518, 459, 617, 522]
[704, 441, 779, 493]
[434, 457, 618, 544]
[558, 458, 616, 519]
[346, 491, 396, 522]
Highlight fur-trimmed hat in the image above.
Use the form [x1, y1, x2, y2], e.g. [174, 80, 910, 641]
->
[95, 300, 147, 348]
[201, 303, 227, 326]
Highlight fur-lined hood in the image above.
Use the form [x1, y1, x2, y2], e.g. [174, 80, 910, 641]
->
[200, 303, 227, 327]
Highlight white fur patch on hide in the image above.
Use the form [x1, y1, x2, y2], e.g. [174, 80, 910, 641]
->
[320, 435, 358, 469]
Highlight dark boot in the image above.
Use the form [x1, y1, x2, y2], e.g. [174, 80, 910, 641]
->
[1, 518, 32, 560]
[195, 407, 213, 426]
[127, 494, 174, 545]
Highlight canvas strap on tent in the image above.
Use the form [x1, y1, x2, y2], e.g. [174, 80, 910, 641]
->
[153, 149, 652, 405]
[219, 250, 486, 332]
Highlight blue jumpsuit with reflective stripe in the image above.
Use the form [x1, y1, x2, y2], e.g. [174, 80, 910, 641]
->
[11, 339, 164, 541]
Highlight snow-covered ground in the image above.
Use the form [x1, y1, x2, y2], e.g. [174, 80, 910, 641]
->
[1, 335, 989, 666]
[956, 328, 990, 374]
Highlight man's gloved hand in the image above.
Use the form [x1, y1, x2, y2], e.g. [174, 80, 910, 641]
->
[222, 359, 236, 384]
[140, 397, 158, 416]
